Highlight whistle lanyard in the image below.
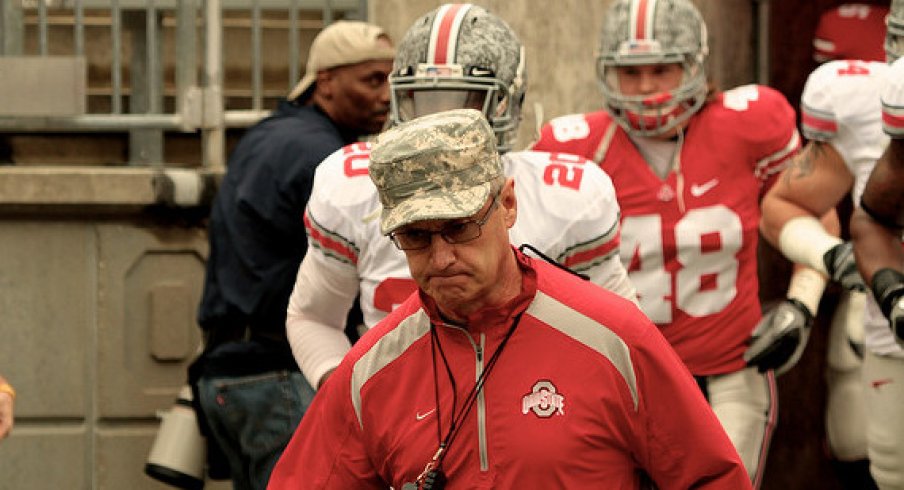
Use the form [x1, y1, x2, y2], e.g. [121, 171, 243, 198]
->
[413, 311, 524, 488]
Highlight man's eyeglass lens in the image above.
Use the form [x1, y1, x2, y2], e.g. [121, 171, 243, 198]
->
[390, 194, 499, 250]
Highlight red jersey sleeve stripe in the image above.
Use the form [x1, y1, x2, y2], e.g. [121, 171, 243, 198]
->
[882, 105, 904, 137]
[801, 110, 838, 139]
[304, 211, 359, 265]
[754, 130, 801, 181]
[562, 238, 620, 270]
[561, 226, 622, 270]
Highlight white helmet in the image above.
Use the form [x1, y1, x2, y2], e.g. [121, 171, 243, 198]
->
[887, 0, 904, 62]
[390, 3, 527, 152]
[596, 0, 709, 136]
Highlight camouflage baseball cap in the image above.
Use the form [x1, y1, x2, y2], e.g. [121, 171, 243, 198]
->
[369, 108, 503, 235]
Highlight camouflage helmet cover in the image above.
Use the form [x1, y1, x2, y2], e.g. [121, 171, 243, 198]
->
[596, 0, 709, 136]
[390, 4, 527, 151]
[887, 0, 904, 62]
[598, 0, 708, 66]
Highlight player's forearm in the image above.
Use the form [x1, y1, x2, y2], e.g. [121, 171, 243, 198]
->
[786, 266, 828, 315]
[860, 141, 904, 230]
[851, 206, 904, 285]
[761, 140, 849, 248]
[760, 189, 829, 248]
[287, 316, 351, 388]
[286, 292, 356, 388]
[776, 216, 837, 273]
[286, 253, 361, 387]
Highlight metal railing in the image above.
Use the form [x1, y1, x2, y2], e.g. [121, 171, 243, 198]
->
[0, 0, 367, 167]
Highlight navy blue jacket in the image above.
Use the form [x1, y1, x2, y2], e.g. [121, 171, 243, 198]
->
[198, 100, 364, 342]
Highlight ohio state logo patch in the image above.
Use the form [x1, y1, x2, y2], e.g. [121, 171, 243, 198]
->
[522, 380, 565, 418]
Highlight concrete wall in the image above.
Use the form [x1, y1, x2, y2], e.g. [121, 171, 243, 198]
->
[0, 169, 229, 489]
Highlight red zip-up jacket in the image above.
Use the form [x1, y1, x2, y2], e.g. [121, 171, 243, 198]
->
[269, 250, 750, 489]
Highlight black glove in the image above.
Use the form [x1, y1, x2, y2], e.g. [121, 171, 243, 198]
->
[823, 242, 866, 292]
[744, 299, 815, 375]
[872, 268, 904, 348]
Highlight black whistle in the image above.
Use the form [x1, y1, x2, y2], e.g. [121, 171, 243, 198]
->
[422, 469, 447, 490]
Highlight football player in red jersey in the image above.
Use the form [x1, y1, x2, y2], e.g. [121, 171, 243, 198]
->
[531, 0, 805, 486]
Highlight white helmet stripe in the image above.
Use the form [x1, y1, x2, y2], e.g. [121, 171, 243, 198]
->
[630, 0, 658, 41]
[427, 3, 473, 64]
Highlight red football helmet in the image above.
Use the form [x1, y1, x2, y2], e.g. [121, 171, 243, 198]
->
[813, 4, 888, 63]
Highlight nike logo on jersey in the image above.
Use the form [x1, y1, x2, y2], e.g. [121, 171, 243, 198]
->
[871, 378, 894, 389]
[690, 179, 719, 197]
[416, 408, 436, 421]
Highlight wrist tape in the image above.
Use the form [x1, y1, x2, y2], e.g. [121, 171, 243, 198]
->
[786, 267, 827, 315]
[871, 268, 904, 319]
[778, 216, 842, 275]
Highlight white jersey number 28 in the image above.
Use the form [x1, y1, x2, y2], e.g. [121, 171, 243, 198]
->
[620, 205, 742, 323]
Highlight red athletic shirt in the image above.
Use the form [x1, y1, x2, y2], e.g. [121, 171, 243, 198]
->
[269, 249, 750, 489]
[532, 85, 800, 375]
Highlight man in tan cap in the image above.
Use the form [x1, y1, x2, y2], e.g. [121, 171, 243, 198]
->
[269, 109, 750, 489]
[187, 19, 394, 490]
[288, 20, 396, 133]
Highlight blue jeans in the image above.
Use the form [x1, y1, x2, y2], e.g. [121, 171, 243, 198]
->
[197, 370, 315, 490]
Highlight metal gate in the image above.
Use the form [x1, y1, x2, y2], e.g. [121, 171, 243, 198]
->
[0, 0, 367, 167]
